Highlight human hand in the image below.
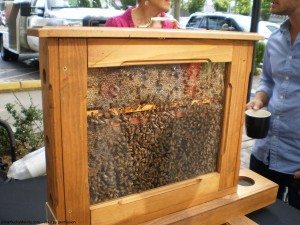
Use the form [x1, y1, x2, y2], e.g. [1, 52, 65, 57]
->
[173, 20, 181, 29]
[246, 91, 268, 110]
[246, 98, 264, 110]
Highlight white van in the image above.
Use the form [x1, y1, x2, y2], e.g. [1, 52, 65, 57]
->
[0, 0, 123, 61]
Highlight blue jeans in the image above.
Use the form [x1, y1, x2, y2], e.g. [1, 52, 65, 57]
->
[250, 154, 300, 210]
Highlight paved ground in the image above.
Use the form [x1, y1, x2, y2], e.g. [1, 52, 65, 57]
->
[0, 54, 41, 126]
[0, 53, 39, 82]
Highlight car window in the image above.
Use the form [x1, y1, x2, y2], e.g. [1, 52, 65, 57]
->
[207, 16, 226, 30]
[198, 17, 207, 29]
[226, 18, 241, 31]
[186, 15, 202, 28]
[48, 0, 120, 9]
[186, 13, 251, 32]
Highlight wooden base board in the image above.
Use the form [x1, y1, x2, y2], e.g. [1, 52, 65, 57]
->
[41, 169, 277, 225]
[140, 169, 278, 225]
[39, 216, 258, 225]
[224, 216, 258, 225]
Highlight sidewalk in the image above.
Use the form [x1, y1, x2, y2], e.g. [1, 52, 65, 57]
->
[0, 90, 42, 126]
[0, 80, 41, 93]
[0, 55, 42, 124]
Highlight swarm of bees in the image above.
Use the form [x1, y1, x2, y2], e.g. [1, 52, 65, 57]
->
[87, 63, 226, 204]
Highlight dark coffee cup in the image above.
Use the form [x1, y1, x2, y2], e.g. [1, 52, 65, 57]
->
[245, 109, 271, 139]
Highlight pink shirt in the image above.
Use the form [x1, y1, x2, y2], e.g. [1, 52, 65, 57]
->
[105, 7, 175, 29]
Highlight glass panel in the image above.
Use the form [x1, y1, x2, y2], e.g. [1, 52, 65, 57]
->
[186, 16, 202, 28]
[87, 63, 226, 204]
[207, 17, 226, 30]
[198, 18, 207, 29]
[48, 0, 120, 9]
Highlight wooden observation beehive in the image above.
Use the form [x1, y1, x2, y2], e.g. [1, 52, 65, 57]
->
[30, 27, 277, 225]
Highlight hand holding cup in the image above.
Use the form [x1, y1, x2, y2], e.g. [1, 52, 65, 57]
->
[245, 109, 271, 139]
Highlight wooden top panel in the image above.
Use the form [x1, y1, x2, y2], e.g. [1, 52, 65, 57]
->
[28, 27, 263, 41]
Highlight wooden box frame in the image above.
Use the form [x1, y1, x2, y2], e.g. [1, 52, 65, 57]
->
[30, 27, 262, 225]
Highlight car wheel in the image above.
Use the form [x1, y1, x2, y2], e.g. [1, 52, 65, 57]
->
[0, 35, 19, 61]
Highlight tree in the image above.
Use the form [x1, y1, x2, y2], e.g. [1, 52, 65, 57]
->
[173, 0, 181, 20]
[77, 0, 90, 7]
[254, 41, 265, 75]
[214, 0, 230, 12]
[120, 0, 136, 9]
[180, 0, 189, 10]
[235, 0, 251, 15]
[187, 0, 205, 14]
[261, 0, 271, 20]
[92, 0, 101, 7]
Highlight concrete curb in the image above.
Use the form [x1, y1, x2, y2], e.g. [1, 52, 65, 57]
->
[0, 80, 41, 93]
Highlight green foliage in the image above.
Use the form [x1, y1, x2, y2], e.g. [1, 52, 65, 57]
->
[235, 0, 251, 15]
[214, 0, 230, 12]
[120, 0, 136, 9]
[77, 0, 90, 7]
[92, 0, 101, 7]
[187, 0, 205, 14]
[261, 0, 271, 21]
[179, 0, 189, 10]
[254, 41, 266, 75]
[0, 127, 9, 156]
[1, 97, 44, 157]
[68, 0, 78, 6]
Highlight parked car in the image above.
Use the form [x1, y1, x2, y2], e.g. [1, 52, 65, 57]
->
[0, 0, 123, 61]
[185, 12, 280, 41]
[179, 16, 189, 28]
[257, 20, 280, 39]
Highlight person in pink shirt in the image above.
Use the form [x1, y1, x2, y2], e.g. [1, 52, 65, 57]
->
[105, 0, 176, 29]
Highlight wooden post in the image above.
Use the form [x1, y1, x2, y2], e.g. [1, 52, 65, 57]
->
[40, 37, 66, 222]
[58, 38, 90, 225]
